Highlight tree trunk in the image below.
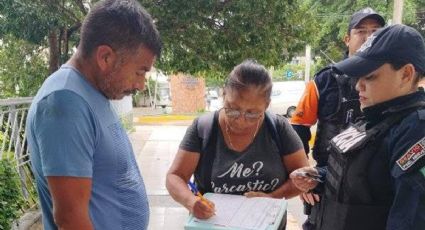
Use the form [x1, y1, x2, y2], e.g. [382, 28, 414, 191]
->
[63, 28, 69, 61]
[48, 30, 60, 74]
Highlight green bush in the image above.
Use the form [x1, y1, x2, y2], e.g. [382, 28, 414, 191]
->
[120, 114, 135, 133]
[0, 154, 26, 230]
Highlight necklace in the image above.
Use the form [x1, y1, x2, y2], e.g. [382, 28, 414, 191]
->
[225, 119, 261, 150]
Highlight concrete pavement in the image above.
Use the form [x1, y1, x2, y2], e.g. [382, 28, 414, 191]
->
[129, 123, 306, 230]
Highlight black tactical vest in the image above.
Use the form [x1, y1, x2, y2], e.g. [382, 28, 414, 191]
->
[316, 104, 424, 230]
[313, 70, 362, 166]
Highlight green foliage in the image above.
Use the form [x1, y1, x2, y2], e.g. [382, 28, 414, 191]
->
[301, 0, 424, 64]
[200, 70, 226, 88]
[196, 108, 207, 115]
[272, 61, 319, 81]
[0, 153, 25, 230]
[132, 78, 159, 107]
[0, 0, 88, 73]
[403, 1, 425, 37]
[0, 35, 48, 98]
[0, 0, 86, 45]
[0, 151, 38, 230]
[0, 0, 424, 88]
[272, 64, 305, 81]
[120, 115, 134, 133]
[142, 0, 312, 79]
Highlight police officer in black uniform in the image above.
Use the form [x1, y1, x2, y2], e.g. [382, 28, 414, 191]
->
[290, 8, 385, 229]
[291, 7, 385, 164]
[291, 24, 425, 230]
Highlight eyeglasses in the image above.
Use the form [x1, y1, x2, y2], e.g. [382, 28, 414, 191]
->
[223, 108, 263, 121]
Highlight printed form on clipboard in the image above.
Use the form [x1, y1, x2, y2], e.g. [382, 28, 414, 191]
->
[185, 193, 287, 230]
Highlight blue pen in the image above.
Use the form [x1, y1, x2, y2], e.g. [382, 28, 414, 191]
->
[188, 181, 214, 210]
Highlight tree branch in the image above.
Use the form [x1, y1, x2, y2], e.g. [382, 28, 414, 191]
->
[39, 0, 82, 23]
[73, 0, 87, 15]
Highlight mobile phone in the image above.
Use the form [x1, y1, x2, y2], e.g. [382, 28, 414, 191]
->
[295, 171, 323, 183]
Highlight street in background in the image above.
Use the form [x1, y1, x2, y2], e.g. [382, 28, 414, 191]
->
[268, 81, 306, 117]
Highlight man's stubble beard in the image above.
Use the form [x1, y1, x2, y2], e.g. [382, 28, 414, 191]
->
[98, 67, 120, 100]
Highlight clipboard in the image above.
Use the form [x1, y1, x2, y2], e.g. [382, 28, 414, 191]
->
[184, 193, 287, 230]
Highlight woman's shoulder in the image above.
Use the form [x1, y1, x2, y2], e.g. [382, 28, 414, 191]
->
[195, 111, 220, 139]
[387, 108, 425, 177]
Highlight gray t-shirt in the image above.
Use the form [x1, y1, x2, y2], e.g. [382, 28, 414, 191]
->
[180, 113, 303, 195]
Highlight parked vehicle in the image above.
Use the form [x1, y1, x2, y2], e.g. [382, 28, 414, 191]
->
[268, 81, 306, 117]
[156, 82, 171, 108]
[206, 89, 222, 111]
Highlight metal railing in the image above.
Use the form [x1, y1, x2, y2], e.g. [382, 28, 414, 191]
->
[0, 97, 38, 208]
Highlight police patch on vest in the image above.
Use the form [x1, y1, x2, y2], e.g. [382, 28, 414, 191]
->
[331, 126, 366, 153]
[397, 137, 425, 171]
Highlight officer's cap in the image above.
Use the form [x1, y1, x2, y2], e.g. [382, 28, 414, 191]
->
[334, 24, 425, 78]
[348, 7, 385, 33]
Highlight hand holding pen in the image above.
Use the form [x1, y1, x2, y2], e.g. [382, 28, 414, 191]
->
[187, 181, 216, 219]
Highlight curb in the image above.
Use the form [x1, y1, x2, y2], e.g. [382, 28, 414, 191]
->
[12, 210, 42, 230]
[133, 115, 196, 125]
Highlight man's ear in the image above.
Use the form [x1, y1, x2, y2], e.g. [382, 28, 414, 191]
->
[400, 64, 416, 88]
[343, 34, 350, 48]
[401, 64, 415, 81]
[95, 45, 116, 72]
[265, 100, 270, 110]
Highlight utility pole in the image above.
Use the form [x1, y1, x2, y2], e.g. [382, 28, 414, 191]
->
[393, 0, 404, 24]
[304, 45, 311, 83]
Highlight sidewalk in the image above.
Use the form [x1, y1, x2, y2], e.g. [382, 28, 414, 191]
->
[129, 123, 304, 230]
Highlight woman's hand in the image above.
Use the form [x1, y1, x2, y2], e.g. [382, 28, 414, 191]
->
[300, 192, 321, 205]
[289, 167, 320, 192]
[243, 191, 272, 198]
[190, 196, 216, 219]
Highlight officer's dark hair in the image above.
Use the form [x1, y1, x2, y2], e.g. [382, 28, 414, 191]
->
[224, 59, 273, 102]
[389, 60, 424, 85]
[79, 0, 162, 59]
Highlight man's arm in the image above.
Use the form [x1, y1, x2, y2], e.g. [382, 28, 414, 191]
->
[32, 91, 96, 229]
[47, 177, 93, 230]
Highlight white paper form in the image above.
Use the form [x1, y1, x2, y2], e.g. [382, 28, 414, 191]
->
[194, 193, 284, 230]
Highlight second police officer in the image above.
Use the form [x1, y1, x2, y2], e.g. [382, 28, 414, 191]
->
[290, 7, 385, 229]
[291, 24, 425, 230]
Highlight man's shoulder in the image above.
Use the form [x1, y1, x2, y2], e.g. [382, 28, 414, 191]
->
[34, 67, 84, 99]
[313, 66, 339, 96]
[39, 66, 106, 105]
[313, 66, 334, 83]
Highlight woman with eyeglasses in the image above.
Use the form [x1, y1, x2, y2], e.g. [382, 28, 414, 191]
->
[166, 60, 309, 222]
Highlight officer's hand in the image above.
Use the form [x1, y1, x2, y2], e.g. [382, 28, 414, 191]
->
[290, 167, 319, 192]
[190, 196, 216, 219]
[301, 192, 320, 205]
[244, 191, 271, 198]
